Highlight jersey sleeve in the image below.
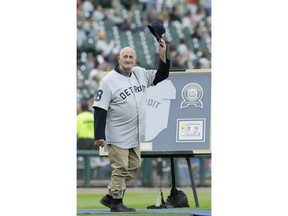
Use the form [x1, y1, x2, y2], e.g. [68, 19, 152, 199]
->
[92, 79, 111, 111]
[93, 107, 107, 140]
[153, 58, 170, 85]
[142, 58, 170, 87]
[144, 68, 157, 87]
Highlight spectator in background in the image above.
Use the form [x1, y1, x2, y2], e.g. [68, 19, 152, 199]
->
[197, 52, 211, 69]
[170, 6, 182, 23]
[181, 10, 193, 28]
[77, 0, 82, 9]
[170, 38, 198, 69]
[82, 0, 94, 15]
[121, 0, 139, 11]
[200, 24, 211, 41]
[106, 8, 124, 25]
[77, 101, 82, 115]
[77, 101, 95, 150]
[134, 17, 149, 32]
[191, 5, 204, 26]
[177, 38, 197, 64]
[87, 68, 105, 96]
[118, 16, 137, 32]
[77, 23, 87, 49]
[91, 4, 106, 21]
[204, 0, 211, 17]
[96, 32, 115, 58]
[170, 48, 189, 69]
[159, 7, 170, 28]
[146, 8, 157, 23]
[187, 0, 199, 15]
[85, 53, 97, 72]
[95, 50, 115, 72]
[77, 2, 86, 22]
[139, 0, 155, 12]
[98, 0, 112, 8]
[191, 24, 202, 40]
[177, 38, 190, 57]
[156, 0, 173, 14]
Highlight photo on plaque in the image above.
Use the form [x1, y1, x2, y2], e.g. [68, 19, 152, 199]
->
[176, 118, 205, 142]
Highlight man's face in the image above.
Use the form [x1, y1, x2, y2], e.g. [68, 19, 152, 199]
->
[118, 48, 136, 72]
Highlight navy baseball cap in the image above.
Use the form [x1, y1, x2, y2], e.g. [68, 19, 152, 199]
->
[148, 20, 165, 42]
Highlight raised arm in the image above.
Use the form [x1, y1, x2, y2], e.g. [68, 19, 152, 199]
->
[153, 39, 170, 85]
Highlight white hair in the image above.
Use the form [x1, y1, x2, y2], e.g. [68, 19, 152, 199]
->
[119, 47, 137, 58]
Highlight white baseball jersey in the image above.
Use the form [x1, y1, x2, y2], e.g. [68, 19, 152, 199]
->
[144, 79, 176, 141]
[93, 66, 157, 149]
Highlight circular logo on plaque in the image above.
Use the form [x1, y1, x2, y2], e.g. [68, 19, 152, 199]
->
[181, 83, 204, 108]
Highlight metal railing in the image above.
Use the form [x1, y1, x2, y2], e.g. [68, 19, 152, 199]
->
[77, 150, 211, 187]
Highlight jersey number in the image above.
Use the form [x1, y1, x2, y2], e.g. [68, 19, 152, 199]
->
[95, 89, 103, 101]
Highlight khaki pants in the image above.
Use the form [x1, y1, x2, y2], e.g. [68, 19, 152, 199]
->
[107, 144, 141, 199]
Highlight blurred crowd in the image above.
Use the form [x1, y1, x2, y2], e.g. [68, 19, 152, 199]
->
[76, 1, 212, 185]
[77, 0, 211, 111]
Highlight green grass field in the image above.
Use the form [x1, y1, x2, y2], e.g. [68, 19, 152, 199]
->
[77, 190, 211, 216]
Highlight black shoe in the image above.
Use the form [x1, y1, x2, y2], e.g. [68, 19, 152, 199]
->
[99, 195, 112, 208]
[110, 203, 136, 212]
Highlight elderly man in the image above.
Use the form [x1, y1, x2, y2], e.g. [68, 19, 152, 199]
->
[93, 38, 170, 212]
